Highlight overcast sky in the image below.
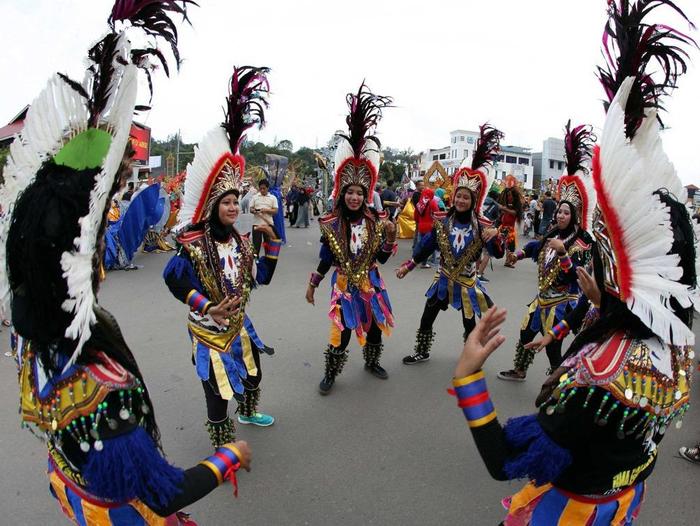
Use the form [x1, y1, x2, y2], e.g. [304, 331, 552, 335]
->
[2, 0, 699, 183]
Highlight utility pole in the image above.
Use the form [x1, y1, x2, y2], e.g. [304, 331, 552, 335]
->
[175, 129, 181, 174]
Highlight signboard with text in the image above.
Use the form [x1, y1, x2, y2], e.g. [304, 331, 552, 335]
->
[129, 122, 151, 165]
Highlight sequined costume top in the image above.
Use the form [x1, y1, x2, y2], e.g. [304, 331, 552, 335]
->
[164, 226, 281, 400]
[15, 309, 243, 525]
[517, 229, 593, 334]
[315, 209, 395, 346]
[411, 214, 504, 319]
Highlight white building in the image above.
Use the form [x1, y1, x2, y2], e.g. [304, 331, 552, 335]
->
[532, 137, 565, 191]
[421, 130, 534, 190]
[492, 145, 534, 190]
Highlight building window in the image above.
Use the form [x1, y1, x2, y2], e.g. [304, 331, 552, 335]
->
[463, 150, 469, 158]
[518, 157, 529, 165]
[460, 136, 465, 141]
[467, 136, 475, 144]
[524, 174, 528, 182]
[502, 171, 507, 178]
[505, 155, 517, 164]
[439, 153, 446, 160]
[495, 154, 504, 162]
[432, 155, 438, 161]
[558, 161, 564, 170]
[549, 160, 555, 169]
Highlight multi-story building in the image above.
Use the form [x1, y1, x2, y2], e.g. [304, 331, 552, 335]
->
[420, 130, 534, 189]
[493, 145, 534, 190]
[532, 137, 565, 191]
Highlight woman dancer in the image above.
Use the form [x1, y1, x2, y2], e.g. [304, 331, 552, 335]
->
[396, 124, 505, 364]
[1, 2, 251, 523]
[305, 83, 396, 395]
[498, 175, 523, 266]
[164, 67, 281, 447]
[453, 4, 696, 522]
[498, 122, 595, 381]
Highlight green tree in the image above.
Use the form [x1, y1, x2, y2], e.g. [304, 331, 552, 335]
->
[276, 139, 293, 151]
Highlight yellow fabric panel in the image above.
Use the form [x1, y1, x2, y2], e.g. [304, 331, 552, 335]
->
[49, 472, 77, 523]
[80, 500, 113, 526]
[188, 322, 237, 354]
[557, 499, 595, 526]
[507, 481, 552, 515]
[131, 501, 169, 525]
[239, 326, 258, 377]
[210, 350, 234, 400]
[329, 318, 341, 347]
[611, 485, 637, 525]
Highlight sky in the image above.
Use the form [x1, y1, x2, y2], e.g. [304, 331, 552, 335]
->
[1, 0, 699, 184]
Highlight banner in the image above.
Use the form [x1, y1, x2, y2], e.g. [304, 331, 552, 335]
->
[129, 122, 151, 164]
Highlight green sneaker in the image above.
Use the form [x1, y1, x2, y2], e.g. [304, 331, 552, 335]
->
[238, 412, 275, 427]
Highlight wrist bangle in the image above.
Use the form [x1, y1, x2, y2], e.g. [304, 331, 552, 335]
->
[404, 259, 416, 271]
[309, 271, 323, 288]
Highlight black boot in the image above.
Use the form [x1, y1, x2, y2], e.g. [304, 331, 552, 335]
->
[403, 330, 434, 365]
[319, 345, 348, 395]
[205, 417, 235, 449]
[363, 342, 388, 379]
[497, 340, 533, 382]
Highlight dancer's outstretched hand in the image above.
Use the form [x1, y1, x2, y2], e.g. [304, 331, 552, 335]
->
[305, 284, 316, 305]
[576, 267, 601, 306]
[524, 332, 553, 352]
[232, 440, 252, 472]
[454, 307, 507, 378]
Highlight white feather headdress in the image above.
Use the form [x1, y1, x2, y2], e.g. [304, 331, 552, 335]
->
[592, 77, 694, 346]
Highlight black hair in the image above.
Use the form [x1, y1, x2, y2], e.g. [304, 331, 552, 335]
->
[498, 186, 523, 222]
[258, 179, 269, 188]
[565, 189, 696, 359]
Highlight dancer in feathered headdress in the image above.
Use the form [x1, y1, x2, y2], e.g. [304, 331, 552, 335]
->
[164, 66, 282, 444]
[305, 82, 396, 395]
[452, 2, 696, 524]
[522, 121, 602, 356]
[1, 2, 254, 524]
[396, 124, 506, 365]
[498, 121, 596, 382]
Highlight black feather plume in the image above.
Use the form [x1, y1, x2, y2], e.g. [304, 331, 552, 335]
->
[337, 82, 393, 159]
[471, 123, 504, 171]
[563, 120, 596, 175]
[597, 0, 697, 138]
[110, 1, 197, 72]
[222, 66, 270, 153]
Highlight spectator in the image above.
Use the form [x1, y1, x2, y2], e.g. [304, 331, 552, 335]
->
[250, 179, 278, 255]
[294, 186, 311, 228]
[122, 181, 135, 202]
[539, 190, 556, 237]
[380, 182, 399, 219]
[414, 187, 438, 268]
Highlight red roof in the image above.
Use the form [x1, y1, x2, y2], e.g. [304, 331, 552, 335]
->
[0, 121, 24, 142]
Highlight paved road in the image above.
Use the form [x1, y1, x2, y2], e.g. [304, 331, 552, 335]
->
[1, 219, 698, 525]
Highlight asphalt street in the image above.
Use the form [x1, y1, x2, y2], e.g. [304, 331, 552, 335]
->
[1, 218, 698, 525]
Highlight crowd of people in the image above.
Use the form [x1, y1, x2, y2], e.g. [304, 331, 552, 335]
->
[1, 1, 699, 525]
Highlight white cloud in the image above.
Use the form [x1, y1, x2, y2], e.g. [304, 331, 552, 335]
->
[1, 0, 698, 184]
